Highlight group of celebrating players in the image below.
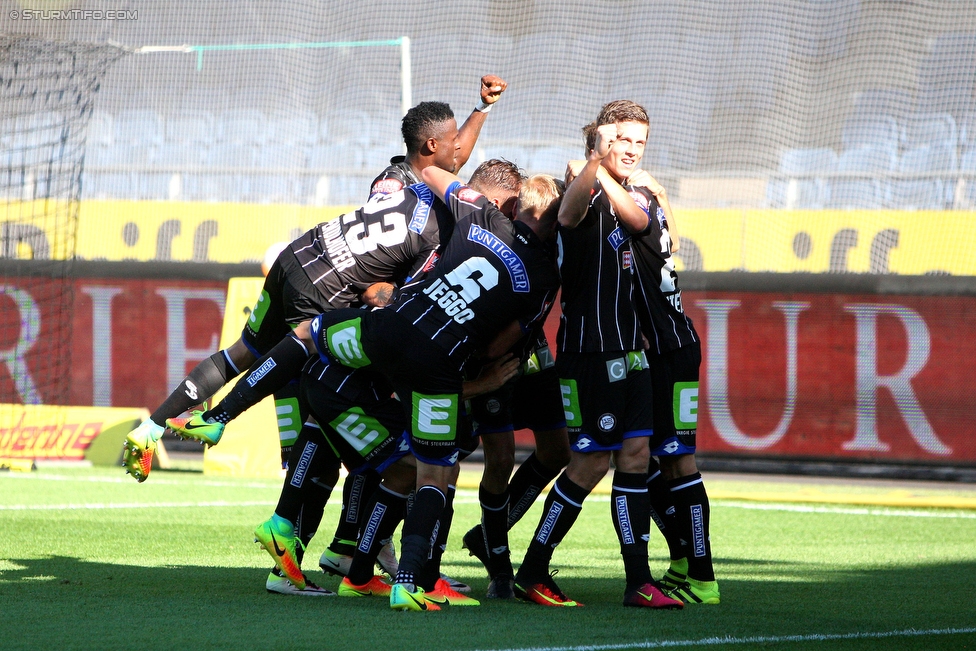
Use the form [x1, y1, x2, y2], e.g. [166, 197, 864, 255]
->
[121, 74, 720, 612]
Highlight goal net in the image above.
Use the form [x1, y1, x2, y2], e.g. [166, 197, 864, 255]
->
[0, 35, 124, 405]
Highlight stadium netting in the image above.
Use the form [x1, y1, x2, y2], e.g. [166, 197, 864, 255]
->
[0, 36, 124, 404]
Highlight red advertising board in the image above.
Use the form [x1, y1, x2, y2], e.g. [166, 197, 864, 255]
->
[528, 288, 976, 465]
[0, 271, 229, 410]
[2, 265, 975, 466]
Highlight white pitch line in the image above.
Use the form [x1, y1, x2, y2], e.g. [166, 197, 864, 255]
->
[717, 500, 976, 519]
[0, 501, 275, 511]
[474, 626, 976, 651]
[0, 472, 281, 489]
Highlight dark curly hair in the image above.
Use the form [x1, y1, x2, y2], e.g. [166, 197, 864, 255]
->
[401, 101, 455, 155]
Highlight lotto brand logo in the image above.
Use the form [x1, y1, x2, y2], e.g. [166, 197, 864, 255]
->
[246, 358, 277, 387]
[614, 496, 634, 545]
[575, 436, 592, 449]
[536, 502, 563, 544]
[662, 440, 680, 454]
[360, 503, 387, 551]
[691, 504, 706, 557]
[289, 441, 317, 488]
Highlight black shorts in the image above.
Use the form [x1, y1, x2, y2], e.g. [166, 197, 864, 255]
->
[648, 342, 700, 456]
[556, 350, 654, 452]
[242, 249, 335, 357]
[470, 365, 566, 436]
[300, 370, 410, 475]
[312, 308, 464, 466]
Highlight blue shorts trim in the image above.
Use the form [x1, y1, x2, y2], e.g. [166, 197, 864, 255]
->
[650, 435, 697, 457]
[571, 428, 653, 453]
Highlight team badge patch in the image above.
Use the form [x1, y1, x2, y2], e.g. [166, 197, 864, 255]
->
[486, 398, 501, 415]
[598, 413, 616, 432]
[628, 190, 649, 213]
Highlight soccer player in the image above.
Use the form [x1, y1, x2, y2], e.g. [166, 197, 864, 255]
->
[162, 162, 525, 588]
[511, 101, 682, 609]
[255, 328, 519, 606]
[628, 160, 720, 608]
[369, 75, 507, 195]
[459, 274, 570, 600]
[576, 115, 719, 605]
[307, 167, 562, 611]
[122, 77, 508, 485]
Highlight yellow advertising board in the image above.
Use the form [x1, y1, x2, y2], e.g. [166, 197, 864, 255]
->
[0, 404, 148, 466]
[201, 277, 284, 479]
[4, 199, 975, 276]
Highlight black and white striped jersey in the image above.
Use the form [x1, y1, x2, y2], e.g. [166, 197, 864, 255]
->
[389, 183, 560, 368]
[288, 184, 454, 309]
[631, 194, 699, 353]
[368, 156, 421, 197]
[555, 180, 644, 354]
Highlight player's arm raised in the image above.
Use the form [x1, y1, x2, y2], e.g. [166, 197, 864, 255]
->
[559, 125, 612, 228]
[422, 165, 462, 203]
[456, 74, 507, 171]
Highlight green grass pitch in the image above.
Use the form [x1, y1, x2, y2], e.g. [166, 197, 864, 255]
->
[1, 466, 975, 651]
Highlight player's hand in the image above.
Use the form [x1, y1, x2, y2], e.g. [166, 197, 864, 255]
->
[480, 75, 507, 105]
[479, 353, 520, 392]
[565, 160, 586, 185]
[590, 124, 616, 160]
[627, 169, 666, 196]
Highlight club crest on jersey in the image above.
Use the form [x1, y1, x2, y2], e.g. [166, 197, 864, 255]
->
[622, 250, 632, 270]
[467, 224, 529, 293]
[371, 178, 403, 195]
[408, 183, 433, 234]
[458, 187, 483, 204]
[628, 190, 650, 214]
[608, 226, 630, 251]
[656, 206, 667, 226]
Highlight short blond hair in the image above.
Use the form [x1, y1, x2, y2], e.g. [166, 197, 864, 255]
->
[518, 174, 562, 217]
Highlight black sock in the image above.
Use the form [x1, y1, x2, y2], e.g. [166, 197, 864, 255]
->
[396, 485, 445, 585]
[273, 430, 340, 564]
[519, 473, 589, 580]
[507, 452, 560, 528]
[204, 335, 309, 424]
[347, 484, 408, 585]
[330, 468, 382, 555]
[611, 470, 652, 590]
[150, 350, 239, 426]
[646, 458, 683, 560]
[479, 483, 511, 578]
[670, 472, 715, 581]
[417, 485, 456, 591]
